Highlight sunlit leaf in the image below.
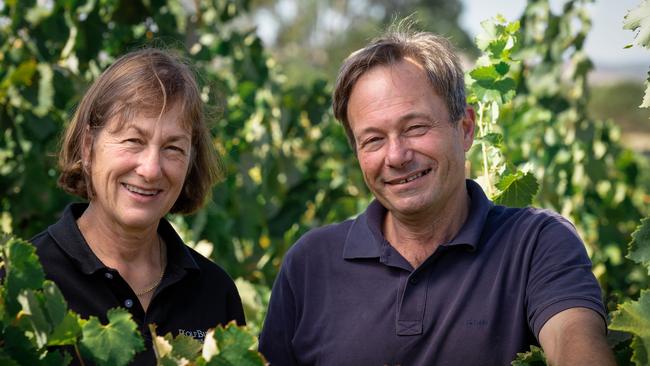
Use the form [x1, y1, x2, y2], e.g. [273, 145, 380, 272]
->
[493, 171, 538, 207]
[627, 217, 650, 273]
[610, 290, 650, 366]
[3, 237, 45, 316]
[80, 308, 144, 366]
[510, 345, 546, 365]
[624, 1, 650, 48]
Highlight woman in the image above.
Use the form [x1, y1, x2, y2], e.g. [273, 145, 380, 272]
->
[32, 48, 244, 364]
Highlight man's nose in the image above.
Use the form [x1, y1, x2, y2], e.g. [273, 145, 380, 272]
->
[385, 137, 412, 168]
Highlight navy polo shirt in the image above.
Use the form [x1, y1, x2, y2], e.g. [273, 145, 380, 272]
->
[259, 180, 605, 365]
[31, 203, 245, 365]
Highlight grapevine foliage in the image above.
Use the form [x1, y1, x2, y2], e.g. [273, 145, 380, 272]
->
[610, 218, 650, 365]
[0, 234, 265, 365]
[0, 235, 143, 365]
[624, 0, 650, 108]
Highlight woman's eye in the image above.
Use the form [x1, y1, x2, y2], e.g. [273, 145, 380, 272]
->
[124, 138, 142, 144]
[166, 145, 186, 155]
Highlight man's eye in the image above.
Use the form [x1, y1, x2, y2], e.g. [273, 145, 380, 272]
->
[360, 137, 383, 150]
[123, 138, 143, 144]
[405, 125, 428, 135]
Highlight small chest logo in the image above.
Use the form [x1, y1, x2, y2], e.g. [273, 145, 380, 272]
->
[178, 328, 208, 342]
[465, 319, 489, 328]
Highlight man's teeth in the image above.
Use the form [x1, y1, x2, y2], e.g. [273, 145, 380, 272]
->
[397, 170, 428, 184]
[124, 184, 158, 196]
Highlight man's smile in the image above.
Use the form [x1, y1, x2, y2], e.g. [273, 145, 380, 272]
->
[384, 168, 432, 185]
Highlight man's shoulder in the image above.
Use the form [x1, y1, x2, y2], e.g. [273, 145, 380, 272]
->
[488, 204, 572, 228]
[284, 218, 356, 263]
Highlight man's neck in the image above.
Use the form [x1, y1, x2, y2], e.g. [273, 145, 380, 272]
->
[383, 188, 471, 269]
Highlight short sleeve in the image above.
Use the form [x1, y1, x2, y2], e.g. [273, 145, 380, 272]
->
[258, 257, 299, 365]
[525, 215, 606, 339]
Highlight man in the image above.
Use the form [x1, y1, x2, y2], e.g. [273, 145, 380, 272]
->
[259, 30, 615, 365]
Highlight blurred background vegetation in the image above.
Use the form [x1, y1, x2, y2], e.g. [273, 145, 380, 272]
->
[1, 0, 649, 358]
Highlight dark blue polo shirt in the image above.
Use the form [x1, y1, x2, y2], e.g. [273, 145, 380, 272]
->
[32, 203, 245, 365]
[259, 180, 605, 365]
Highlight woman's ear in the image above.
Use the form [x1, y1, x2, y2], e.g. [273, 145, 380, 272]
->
[81, 125, 93, 172]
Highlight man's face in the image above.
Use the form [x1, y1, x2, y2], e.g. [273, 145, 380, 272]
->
[347, 58, 474, 220]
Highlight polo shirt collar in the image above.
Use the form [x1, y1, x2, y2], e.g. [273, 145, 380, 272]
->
[47, 203, 200, 275]
[342, 179, 493, 259]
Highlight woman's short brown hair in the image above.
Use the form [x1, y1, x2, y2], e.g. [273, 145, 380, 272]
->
[58, 48, 223, 214]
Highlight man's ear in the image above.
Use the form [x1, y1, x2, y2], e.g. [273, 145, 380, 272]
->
[461, 107, 476, 152]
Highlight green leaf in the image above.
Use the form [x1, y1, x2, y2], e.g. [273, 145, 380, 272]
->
[3, 237, 45, 316]
[624, 1, 650, 48]
[168, 333, 203, 360]
[17, 290, 50, 348]
[511, 345, 547, 365]
[48, 311, 82, 346]
[493, 171, 539, 207]
[641, 79, 650, 108]
[0, 350, 20, 366]
[470, 65, 500, 81]
[80, 308, 144, 366]
[34, 63, 54, 117]
[494, 61, 510, 76]
[202, 322, 265, 366]
[610, 290, 650, 366]
[627, 217, 650, 273]
[1, 325, 41, 365]
[475, 132, 504, 147]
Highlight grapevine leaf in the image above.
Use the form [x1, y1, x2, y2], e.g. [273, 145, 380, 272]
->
[609, 290, 650, 366]
[495, 61, 510, 76]
[168, 333, 203, 360]
[0, 350, 20, 366]
[493, 171, 538, 207]
[206, 322, 265, 366]
[39, 349, 72, 366]
[15, 281, 68, 348]
[470, 65, 500, 81]
[34, 63, 54, 117]
[627, 217, 650, 274]
[202, 328, 219, 361]
[511, 345, 546, 365]
[624, 1, 650, 48]
[2, 325, 41, 365]
[641, 80, 650, 108]
[48, 311, 82, 346]
[17, 290, 50, 348]
[475, 132, 504, 147]
[4, 237, 45, 316]
[80, 308, 144, 366]
[7, 60, 37, 86]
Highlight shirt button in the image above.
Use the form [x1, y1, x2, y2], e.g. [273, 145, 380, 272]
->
[409, 276, 419, 285]
[124, 299, 134, 308]
[104, 272, 113, 279]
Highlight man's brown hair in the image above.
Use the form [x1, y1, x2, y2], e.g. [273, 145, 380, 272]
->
[332, 29, 466, 150]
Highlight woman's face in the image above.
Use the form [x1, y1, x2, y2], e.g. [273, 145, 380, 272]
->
[84, 106, 192, 231]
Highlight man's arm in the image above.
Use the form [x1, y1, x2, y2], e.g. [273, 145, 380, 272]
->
[538, 307, 615, 366]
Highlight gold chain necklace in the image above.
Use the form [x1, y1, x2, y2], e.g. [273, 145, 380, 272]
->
[135, 235, 165, 297]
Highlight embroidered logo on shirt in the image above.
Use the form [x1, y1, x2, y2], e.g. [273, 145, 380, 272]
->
[178, 328, 208, 342]
[465, 319, 489, 328]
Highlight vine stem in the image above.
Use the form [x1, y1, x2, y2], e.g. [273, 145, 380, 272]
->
[477, 103, 493, 196]
[74, 344, 86, 366]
